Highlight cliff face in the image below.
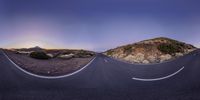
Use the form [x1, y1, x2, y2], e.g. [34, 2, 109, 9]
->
[105, 37, 196, 64]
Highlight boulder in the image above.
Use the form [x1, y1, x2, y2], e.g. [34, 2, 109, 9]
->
[124, 53, 145, 63]
[47, 54, 54, 58]
[58, 53, 74, 59]
[124, 55, 135, 62]
[147, 55, 157, 63]
[133, 53, 145, 63]
[175, 53, 183, 57]
[142, 60, 149, 64]
[160, 54, 172, 62]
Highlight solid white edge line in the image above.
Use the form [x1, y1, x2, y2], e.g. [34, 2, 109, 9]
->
[132, 66, 184, 81]
[2, 50, 96, 79]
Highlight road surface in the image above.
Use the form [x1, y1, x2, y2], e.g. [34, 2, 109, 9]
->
[0, 49, 200, 100]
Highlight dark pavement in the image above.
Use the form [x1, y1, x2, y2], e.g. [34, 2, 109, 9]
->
[0, 49, 200, 100]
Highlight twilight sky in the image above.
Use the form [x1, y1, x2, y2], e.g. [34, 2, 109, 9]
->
[0, 0, 200, 51]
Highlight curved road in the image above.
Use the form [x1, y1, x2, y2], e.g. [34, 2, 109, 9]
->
[0, 49, 200, 100]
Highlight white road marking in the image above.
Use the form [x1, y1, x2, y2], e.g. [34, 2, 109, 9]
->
[104, 59, 108, 63]
[2, 50, 96, 79]
[132, 66, 184, 81]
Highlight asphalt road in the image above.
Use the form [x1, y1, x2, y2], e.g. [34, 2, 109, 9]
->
[0, 49, 200, 100]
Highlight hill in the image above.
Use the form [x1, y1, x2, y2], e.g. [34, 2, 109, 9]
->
[105, 37, 197, 64]
[13, 46, 44, 52]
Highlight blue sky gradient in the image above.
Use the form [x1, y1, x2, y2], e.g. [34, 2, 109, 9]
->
[0, 0, 200, 51]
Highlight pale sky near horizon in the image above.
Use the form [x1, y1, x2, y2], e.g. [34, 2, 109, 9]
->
[0, 0, 200, 51]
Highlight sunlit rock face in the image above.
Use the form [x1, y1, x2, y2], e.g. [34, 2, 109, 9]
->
[105, 37, 197, 64]
[160, 54, 172, 62]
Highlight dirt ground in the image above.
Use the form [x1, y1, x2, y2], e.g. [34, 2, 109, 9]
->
[4, 50, 94, 76]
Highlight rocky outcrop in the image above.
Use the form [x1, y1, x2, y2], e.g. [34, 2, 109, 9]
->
[105, 37, 197, 64]
[58, 53, 75, 59]
[160, 54, 172, 62]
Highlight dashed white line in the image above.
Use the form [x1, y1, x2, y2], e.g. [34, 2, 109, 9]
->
[2, 50, 96, 79]
[132, 66, 185, 81]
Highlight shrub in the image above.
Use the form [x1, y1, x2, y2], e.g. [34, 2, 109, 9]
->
[123, 45, 132, 53]
[29, 51, 51, 60]
[107, 50, 114, 55]
[158, 43, 182, 54]
[75, 50, 94, 58]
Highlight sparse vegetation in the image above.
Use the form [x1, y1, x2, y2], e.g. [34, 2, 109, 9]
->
[123, 45, 132, 53]
[76, 50, 94, 58]
[29, 51, 51, 60]
[107, 50, 114, 55]
[158, 43, 184, 54]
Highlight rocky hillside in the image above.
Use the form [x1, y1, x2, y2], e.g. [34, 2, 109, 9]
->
[105, 37, 196, 64]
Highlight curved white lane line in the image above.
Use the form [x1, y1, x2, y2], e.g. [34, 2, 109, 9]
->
[2, 50, 96, 79]
[132, 66, 184, 81]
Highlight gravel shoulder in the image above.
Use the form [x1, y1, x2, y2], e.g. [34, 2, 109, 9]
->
[4, 50, 95, 76]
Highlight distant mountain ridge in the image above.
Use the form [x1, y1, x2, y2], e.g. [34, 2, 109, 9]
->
[14, 46, 44, 52]
[105, 37, 197, 64]
[28, 46, 43, 51]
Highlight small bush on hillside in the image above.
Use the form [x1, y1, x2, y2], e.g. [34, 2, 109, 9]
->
[76, 50, 94, 58]
[123, 45, 132, 53]
[29, 51, 51, 60]
[107, 50, 114, 55]
[158, 43, 182, 54]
